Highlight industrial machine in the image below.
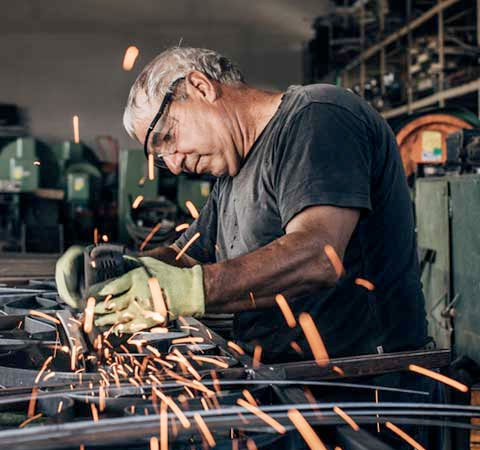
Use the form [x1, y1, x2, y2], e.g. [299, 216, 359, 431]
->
[0, 137, 106, 252]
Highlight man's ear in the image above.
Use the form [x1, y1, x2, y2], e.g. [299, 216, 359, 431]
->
[185, 71, 219, 103]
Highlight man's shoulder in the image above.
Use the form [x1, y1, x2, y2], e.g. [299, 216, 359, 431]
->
[284, 84, 377, 128]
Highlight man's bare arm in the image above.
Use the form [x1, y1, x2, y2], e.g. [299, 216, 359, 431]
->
[141, 244, 199, 268]
[203, 205, 360, 312]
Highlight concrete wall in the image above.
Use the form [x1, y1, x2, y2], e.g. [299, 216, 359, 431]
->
[0, 30, 304, 160]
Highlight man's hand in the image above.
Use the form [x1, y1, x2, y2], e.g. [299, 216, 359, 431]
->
[55, 245, 85, 308]
[92, 257, 205, 332]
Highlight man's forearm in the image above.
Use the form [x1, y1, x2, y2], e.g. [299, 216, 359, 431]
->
[203, 231, 339, 313]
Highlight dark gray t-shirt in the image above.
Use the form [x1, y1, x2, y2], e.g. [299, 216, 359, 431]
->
[176, 84, 428, 363]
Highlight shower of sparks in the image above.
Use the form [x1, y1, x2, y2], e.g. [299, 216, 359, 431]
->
[19, 412, 43, 428]
[175, 232, 201, 260]
[147, 277, 168, 321]
[73, 115, 80, 143]
[148, 153, 155, 180]
[333, 406, 360, 431]
[355, 278, 375, 291]
[385, 421, 426, 450]
[175, 223, 190, 232]
[185, 200, 200, 219]
[122, 46, 139, 71]
[274, 294, 296, 328]
[28, 310, 60, 325]
[236, 398, 286, 434]
[324, 244, 345, 278]
[227, 341, 245, 355]
[298, 313, 329, 366]
[253, 345, 262, 368]
[132, 195, 144, 209]
[83, 297, 96, 333]
[194, 413, 216, 447]
[409, 364, 468, 392]
[140, 223, 163, 251]
[153, 387, 191, 428]
[288, 408, 327, 450]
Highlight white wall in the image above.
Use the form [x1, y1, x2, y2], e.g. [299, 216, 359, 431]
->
[0, 29, 306, 159]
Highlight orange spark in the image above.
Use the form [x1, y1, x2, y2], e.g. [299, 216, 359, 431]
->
[228, 341, 245, 355]
[332, 365, 345, 376]
[42, 371, 56, 382]
[298, 313, 329, 366]
[274, 294, 296, 328]
[34, 356, 53, 384]
[290, 341, 303, 355]
[150, 436, 159, 450]
[57, 401, 64, 414]
[160, 401, 168, 450]
[237, 398, 286, 434]
[253, 345, 262, 368]
[191, 355, 229, 369]
[73, 115, 80, 144]
[147, 277, 168, 321]
[122, 46, 139, 71]
[28, 310, 60, 325]
[324, 244, 345, 278]
[83, 296, 96, 333]
[249, 291, 256, 308]
[132, 195, 144, 209]
[409, 364, 468, 392]
[19, 412, 43, 428]
[27, 387, 38, 417]
[246, 439, 258, 450]
[171, 337, 204, 345]
[355, 278, 375, 291]
[175, 223, 190, 232]
[33, 160, 40, 166]
[185, 200, 200, 219]
[93, 227, 99, 245]
[148, 153, 155, 180]
[288, 408, 327, 450]
[333, 406, 359, 431]
[175, 232, 201, 260]
[194, 413, 216, 447]
[385, 421, 426, 450]
[102, 234, 109, 242]
[91, 403, 99, 422]
[140, 223, 163, 251]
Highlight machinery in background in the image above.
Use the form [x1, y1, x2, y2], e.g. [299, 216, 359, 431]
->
[0, 137, 109, 252]
[118, 149, 213, 251]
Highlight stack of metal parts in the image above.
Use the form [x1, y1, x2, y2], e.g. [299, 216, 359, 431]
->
[0, 281, 477, 449]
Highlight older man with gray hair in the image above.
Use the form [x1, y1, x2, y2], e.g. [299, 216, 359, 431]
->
[55, 46, 443, 447]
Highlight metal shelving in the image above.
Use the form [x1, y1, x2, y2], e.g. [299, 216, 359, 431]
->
[339, 0, 480, 119]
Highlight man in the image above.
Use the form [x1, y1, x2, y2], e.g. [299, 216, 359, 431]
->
[57, 46, 429, 360]
[56, 47, 442, 447]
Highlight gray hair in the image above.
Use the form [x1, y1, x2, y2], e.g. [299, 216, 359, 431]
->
[123, 47, 245, 139]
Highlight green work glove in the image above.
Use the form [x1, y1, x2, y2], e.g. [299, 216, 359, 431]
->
[92, 257, 205, 333]
[55, 245, 85, 308]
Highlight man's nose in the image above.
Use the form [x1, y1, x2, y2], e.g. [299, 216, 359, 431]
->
[164, 152, 186, 175]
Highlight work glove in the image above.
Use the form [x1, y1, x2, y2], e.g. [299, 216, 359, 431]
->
[55, 245, 85, 308]
[91, 257, 205, 333]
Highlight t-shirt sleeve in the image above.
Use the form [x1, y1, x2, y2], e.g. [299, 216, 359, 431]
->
[274, 103, 372, 228]
[174, 181, 218, 263]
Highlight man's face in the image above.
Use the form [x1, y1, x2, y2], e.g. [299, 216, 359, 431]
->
[135, 79, 242, 177]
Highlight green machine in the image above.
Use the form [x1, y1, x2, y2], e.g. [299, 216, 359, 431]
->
[416, 174, 480, 365]
[118, 148, 159, 243]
